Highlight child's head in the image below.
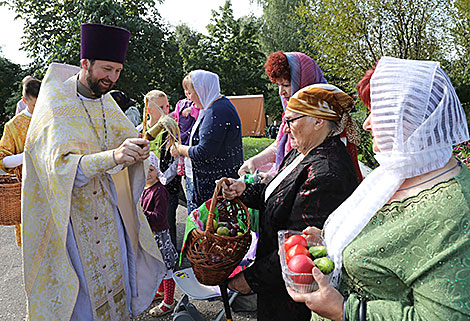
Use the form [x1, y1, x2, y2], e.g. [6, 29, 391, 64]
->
[182, 73, 197, 103]
[146, 164, 158, 188]
[182, 72, 204, 109]
[145, 90, 169, 120]
[182, 74, 194, 96]
[22, 76, 41, 113]
[146, 152, 165, 187]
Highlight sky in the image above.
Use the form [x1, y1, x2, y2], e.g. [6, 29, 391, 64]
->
[0, 1, 262, 66]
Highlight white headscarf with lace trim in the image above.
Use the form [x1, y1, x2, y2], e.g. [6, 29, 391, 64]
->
[191, 70, 221, 110]
[323, 56, 470, 288]
[188, 70, 222, 148]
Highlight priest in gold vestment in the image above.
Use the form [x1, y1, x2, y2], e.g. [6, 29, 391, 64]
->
[22, 23, 166, 321]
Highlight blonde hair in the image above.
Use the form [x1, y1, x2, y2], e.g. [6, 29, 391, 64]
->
[182, 73, 194, 91]
[144, 90, 167, 112]
[143, 90, 168, 130]
[145, 90, 167, 101]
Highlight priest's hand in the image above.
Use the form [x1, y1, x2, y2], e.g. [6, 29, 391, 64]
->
[113, 138, 150, 165]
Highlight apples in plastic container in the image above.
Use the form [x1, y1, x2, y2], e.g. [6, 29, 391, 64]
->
[278, 230, 333, 293]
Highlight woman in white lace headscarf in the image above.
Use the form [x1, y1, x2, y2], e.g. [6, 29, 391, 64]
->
[287, 57, 470, 321]
[171, 70, 243, 208]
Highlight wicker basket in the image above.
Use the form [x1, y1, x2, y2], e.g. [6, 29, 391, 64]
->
[0, 169, 21, 226]
[185, 178, 252, 286]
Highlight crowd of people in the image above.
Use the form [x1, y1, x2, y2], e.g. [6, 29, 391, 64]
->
[0, 22, 469, 321]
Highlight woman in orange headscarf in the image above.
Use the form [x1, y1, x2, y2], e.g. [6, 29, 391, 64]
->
[222, 84, 360, 321]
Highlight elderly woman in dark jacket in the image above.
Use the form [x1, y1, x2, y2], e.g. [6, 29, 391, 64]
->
[221, 84, 360, 321]
[171, 70, 243, 207]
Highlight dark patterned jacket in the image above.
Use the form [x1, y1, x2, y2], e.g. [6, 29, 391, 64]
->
[242, 135, 359, 321]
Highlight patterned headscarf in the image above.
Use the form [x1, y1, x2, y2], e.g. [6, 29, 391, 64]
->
[287, 84, 361, 145]
[285, 52, 327, 102]
[323, 56, 469, 288]
[276, 52, 326, 168]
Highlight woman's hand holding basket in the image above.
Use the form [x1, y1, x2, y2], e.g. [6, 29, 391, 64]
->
[228, 271, 251, 294]
[221, 178, 246, 200]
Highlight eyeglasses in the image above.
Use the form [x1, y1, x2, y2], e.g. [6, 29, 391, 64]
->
[285, 115, 307, 129]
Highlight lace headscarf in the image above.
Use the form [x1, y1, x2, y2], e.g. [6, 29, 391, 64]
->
[323, 56, 470, 288]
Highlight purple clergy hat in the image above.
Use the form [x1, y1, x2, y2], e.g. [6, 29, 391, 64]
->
[80, 23, 130, 64]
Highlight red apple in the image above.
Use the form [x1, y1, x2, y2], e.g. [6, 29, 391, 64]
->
[287, 255, 315, 284]
[284, 234, 308, 252]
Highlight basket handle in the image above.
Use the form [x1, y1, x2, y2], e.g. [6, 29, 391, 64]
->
[13, 165, 22, 183]
[206, 177, 231, 233]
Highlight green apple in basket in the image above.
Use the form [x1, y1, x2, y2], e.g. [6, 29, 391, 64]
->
[216, 226, 230, 236]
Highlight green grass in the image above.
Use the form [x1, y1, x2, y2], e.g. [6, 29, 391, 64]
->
[243, 137, 275, 161]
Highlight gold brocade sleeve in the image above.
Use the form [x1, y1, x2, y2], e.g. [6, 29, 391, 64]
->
[80, 150, 119, 178]
[0, 113, 31, 173]
[0, 124, 16, 173]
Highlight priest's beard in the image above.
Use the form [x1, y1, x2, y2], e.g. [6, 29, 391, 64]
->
[86, 67, 116, 97]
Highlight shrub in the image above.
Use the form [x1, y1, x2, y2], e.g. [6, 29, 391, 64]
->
[453, 141, 470, 167]
[352, 103, 377, 169]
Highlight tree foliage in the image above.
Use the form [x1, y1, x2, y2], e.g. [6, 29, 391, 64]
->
[0, 51, 24, 127]
[254, 0, 305, 54]
[5, 0, 184, 105]
[294, 0, 451, 91]
[205, 2, 267, 96]
[176, 1, 280, 118]
[451, 0, 470, 65]
[447, 0, 470, 106]
[174, 24, 204, 73]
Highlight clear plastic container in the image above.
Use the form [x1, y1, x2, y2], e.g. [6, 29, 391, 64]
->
[278, 229, 332, 293]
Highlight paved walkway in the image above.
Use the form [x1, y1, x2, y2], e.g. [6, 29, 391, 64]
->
[0, 225, 26, 321]
[0, 203, 256, 321]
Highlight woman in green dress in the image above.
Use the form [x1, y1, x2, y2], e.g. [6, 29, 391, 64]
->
[287, 56, 470, 320]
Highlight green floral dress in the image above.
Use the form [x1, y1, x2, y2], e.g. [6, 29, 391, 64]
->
[314, 165, 470, 320]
